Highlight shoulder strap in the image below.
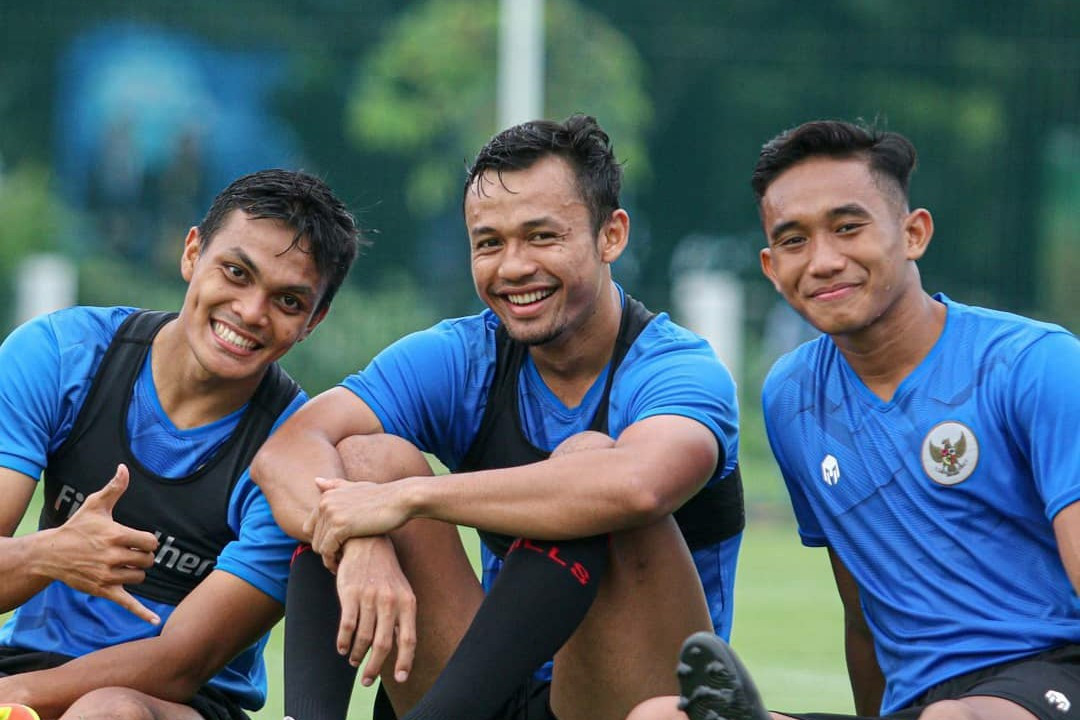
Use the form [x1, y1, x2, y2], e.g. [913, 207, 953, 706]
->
[587, 294, 655, 433]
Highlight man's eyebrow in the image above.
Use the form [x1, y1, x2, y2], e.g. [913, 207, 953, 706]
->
[520, 216, 557, 230]
[228, 247, 316, 297]
[230, 247, 260, 278]
[469, 224, 497, 238]
[768, 204, 872, 243]
[469, 216, 560, 237]
[827, 203, 872, 220]
[768, 219, 801, 242]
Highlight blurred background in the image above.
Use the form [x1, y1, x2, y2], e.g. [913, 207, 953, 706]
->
[1, 0, 1077, 716]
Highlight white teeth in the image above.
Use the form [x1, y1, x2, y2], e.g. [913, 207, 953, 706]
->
[506, 290, 552, 305]
[212, 321, 258, 350]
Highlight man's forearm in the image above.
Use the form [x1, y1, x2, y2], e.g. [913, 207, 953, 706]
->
[252, 432, 348, 541]
[403, 416, 718, 540]
[406, 447, 687, 539]
[0, 533, 62, 613]
[307, 417, 717, 556]
[0, 636, 209, 718]
[252, 386, 387, 541]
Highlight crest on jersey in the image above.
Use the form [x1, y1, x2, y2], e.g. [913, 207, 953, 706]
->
[921, 421, 979, 485]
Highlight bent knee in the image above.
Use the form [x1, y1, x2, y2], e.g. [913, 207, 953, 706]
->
[64, 687, 156, 720]
[336, 433, 432, 483]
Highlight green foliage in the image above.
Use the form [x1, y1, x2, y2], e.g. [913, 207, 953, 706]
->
[1039, 129, 1080, 331]
[346, 0, 652, 214]
[0, 163, 76, 278]
[77, 256, 188, 312]
[278, 274, 440, 394]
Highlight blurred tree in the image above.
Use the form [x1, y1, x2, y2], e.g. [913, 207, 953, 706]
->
[1039, 128, 1080, 330]
[345, 0, 652, 215]
[77, 256, 187, 318]
[582, 0, 1080, 322]
[1, 0, 1076, 336]
[0, 163, 80, 331]
[278, 275, 438, 394]
[0, 163, 72, 278]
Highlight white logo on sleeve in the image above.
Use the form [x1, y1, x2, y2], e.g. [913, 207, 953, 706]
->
[1045, 690, 1070, 713]
[821, 454, 840, 486]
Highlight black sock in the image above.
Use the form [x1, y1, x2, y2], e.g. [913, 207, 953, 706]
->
[284, 545, 358, 720]
[402, 534, 610, 720]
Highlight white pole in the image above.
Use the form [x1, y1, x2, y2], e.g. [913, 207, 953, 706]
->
[497, 0, 545, 130]
[16, 254, 78, 325]
[673, 270, 744, 385]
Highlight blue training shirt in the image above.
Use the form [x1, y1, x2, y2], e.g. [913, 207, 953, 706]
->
[0, 306, 301, 710]
[762, 294, 1080, 713]
[342, 287, 742, 637]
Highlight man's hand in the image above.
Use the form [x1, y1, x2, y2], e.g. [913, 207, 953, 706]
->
[304, 477, 414, 561]
[334, 536, 417, 688]
[37, 464, 161, 624]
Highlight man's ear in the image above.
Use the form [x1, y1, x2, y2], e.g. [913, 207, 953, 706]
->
[903, 208, 934, 261]
[180, 227, 201, 282]
[760, 246, 782, 293]
[599, 209, 630, 264]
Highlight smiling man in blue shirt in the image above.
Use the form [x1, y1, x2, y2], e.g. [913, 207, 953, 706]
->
[0, 169, 359, 720]
[639, 120, 1080, 720]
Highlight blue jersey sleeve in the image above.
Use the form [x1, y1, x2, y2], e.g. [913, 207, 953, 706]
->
[762, 351, 828, 546]
[1005, 330, 1080, 521]
[217, 391, 310, 604]
[340, 316, 495, 468]
[613, 315, 739, 479]
[0, 315, 62, 479]
[0, 307, 134, 480]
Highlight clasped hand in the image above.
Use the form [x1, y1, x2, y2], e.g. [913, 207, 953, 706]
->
[333, 536, 417, 687]
[303, 477, 419, 686]
[304, 477, 413, 566]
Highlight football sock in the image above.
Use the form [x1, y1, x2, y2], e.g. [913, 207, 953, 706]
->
[402, 534, 610, 720]
[283, 546, 358, 720]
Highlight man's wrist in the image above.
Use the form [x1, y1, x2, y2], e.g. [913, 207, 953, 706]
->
[22, 529, 55, 581]
[400, 475, 437, 523]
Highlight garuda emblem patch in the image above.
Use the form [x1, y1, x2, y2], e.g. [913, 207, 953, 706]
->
[921, 421, 979, 485]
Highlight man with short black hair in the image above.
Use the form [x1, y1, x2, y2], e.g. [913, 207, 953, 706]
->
[0, 169, 360, 720]
[254, 114, 745, 720]
[633, 119, 1080, 720]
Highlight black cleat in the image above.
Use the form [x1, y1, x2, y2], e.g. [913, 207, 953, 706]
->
[676, 632, 770, 720]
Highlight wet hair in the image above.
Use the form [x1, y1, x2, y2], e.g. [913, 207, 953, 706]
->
[197, 169, 363, 313]
[751, 120, 918, 206]
[464, 114, 623, 234]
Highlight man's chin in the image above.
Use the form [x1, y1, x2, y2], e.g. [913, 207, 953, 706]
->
[504, 323, 563, 347]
